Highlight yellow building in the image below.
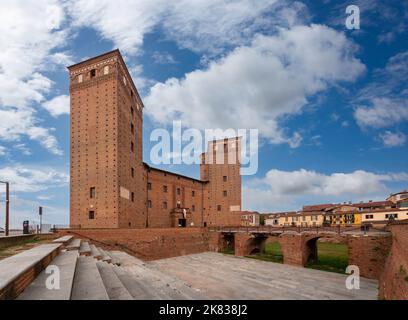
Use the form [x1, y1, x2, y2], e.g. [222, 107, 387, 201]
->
[360, 208, 408, 225]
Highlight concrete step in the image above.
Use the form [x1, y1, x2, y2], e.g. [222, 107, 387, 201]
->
[107, 251, 121, 266]
[71, 256, 109, 300]
[96, 262, 133, 300]
[17, 251, 78, 300]
[112, 265, 163, 300]
[98, 248, 112, 263]
[110, 251, 204, 299]
[52, 235, 73, 245]
[0, 243, 62, 300]
[66, 239, 81, 251]
[90, 244, 102, 260]
[79, 242, 91, 256]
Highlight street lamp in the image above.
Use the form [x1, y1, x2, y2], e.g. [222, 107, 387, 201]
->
[0, 181, 10, 236]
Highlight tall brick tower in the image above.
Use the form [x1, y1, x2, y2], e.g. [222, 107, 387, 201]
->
[201, 137, 242, 226]
[68, 50, 146, 228]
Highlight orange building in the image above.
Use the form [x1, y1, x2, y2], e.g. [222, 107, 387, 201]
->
[68, 50, 242, 229]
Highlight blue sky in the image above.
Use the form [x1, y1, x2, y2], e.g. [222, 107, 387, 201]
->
[0, 0, 407, 228]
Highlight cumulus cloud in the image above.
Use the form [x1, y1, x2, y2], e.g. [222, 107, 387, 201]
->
[354, 51, 408, 129]
[243, 168, 408, 211]
[0, 0, 67, 154]
[144, 24, 364, 146]
[65, 0, 306, 55]
[379, 131, 406, 147]
[42, 95, 70, 117]
[0, 165, 69, 193]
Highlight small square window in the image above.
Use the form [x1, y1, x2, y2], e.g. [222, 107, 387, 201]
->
[192, 190, 195, 197]
[217, 205, 222, 211]
[163, 201, 167, 209]
[90, 69, 96, 78]
[131, 167, 135, 177]
[90, 187, 96, 198]
[147, 183, 152, 190]
[223, 190, 227, 197]
[89, 210, 95, 219]
[223, 176, 228, 182]
[163, 185, 168, 193]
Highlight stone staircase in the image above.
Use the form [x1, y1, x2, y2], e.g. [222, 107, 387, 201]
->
[0, 236, 205, 300]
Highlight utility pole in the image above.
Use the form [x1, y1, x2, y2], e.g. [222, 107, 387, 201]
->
[39, 206, 43, 234]
[0, 181, 10, 236]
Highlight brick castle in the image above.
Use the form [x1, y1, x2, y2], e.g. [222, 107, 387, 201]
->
[68, 49, 242, 229]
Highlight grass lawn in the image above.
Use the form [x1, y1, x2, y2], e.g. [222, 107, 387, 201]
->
[246, 242, 283, 263]
[306, 242, 348, 274]
[246, 241, 348, 274]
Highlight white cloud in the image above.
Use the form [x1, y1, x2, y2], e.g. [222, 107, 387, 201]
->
[43, 95, 70, 117]
[14, 144, 32, 156]
[354, 97, 408, 128]
[27, 127, 63, 156]
[0, 145, 6, 156]
[0, 165, 69, 193]
[243, 168, 408, 211]
[152, 51, 177, 64]
[379, 131, 406, 147]
[65, 0, 306, 55]
[144, 24, 364, 146]
[0, 0, 68, 154]
[354, 51, 408, 129]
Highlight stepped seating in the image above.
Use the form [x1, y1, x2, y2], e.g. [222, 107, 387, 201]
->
[79, 241, 91, 256]
[7, 236, 203, 300]
[17, 251, 78, 300]
[0, 243, 62, 300]
[66, 238, 81, 251]
[90, 244, 102, 260]
[52, 235, 73, 245]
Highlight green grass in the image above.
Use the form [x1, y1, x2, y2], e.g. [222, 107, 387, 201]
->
[305, 242, 348, 274]
[246, 241, 348, 274]
[246, 242, 283, 263]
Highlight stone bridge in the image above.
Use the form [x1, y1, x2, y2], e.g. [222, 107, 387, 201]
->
[209, 226, 392, 279]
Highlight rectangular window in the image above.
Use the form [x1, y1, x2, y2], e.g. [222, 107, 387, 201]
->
[131, 123, 134, 134]
[192, 205, 195, 212]
[162, 201, 167, 209]
[217, 205, 221, 211]
[90, 69, 96, 78]
[192, 190, 195, 197]
[163, 185, 168, 193]
[131, 141, 134, 152]
[147, 183, 152, 190]
[90, 187, 96, 199]
[177, 202, 181, 209]
[131, 167, 134, 177]
[88, 210, 95, 219]
[131, 192, 134, 202]
[177, 188, 181, 195]
[131, 107, 134, 116]
[147, 200, 152, 208]
[223, 190, 227, 197]
[223, 176, 228, 182]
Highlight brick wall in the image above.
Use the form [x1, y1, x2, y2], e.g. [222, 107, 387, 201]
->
[60, 228, 210, 261]
[347, 234, 392, 279]
[379, 220, 408, 300]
